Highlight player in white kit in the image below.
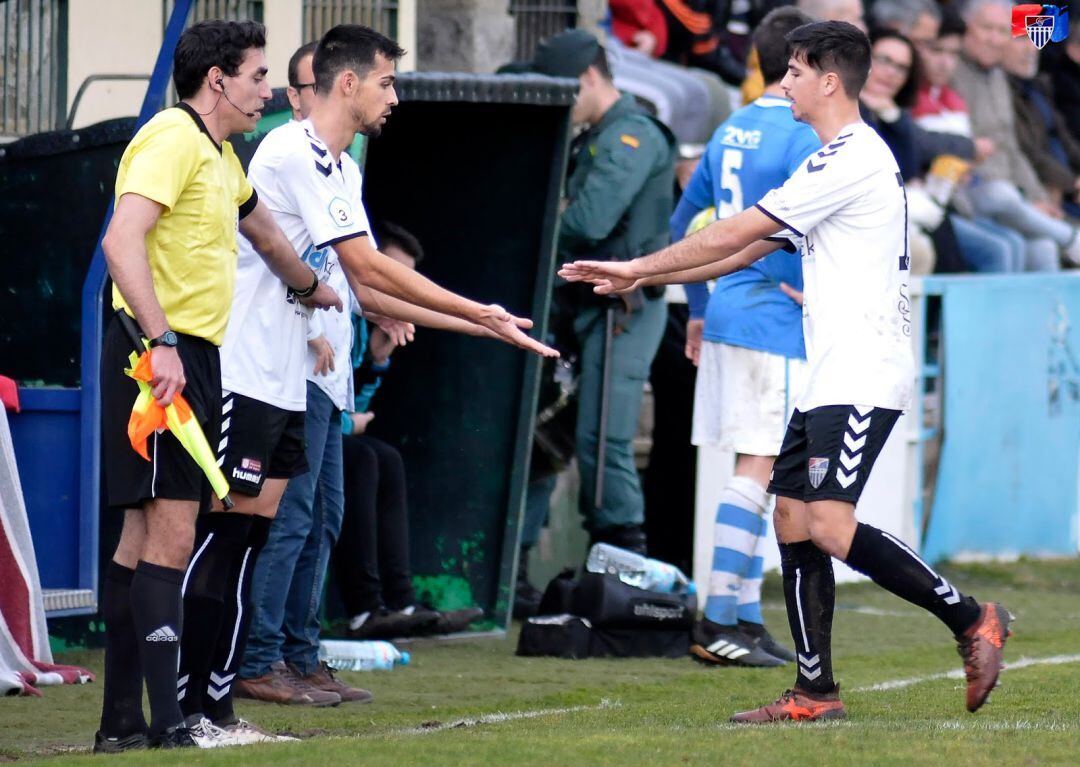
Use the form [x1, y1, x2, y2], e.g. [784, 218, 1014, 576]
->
[178, 28, 556, 740]
[560, 20, 1009, 723]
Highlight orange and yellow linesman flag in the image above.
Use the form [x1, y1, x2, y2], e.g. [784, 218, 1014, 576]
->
[124, 348, 233, 507]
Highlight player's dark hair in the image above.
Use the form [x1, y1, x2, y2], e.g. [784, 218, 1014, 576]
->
[173, 20, 266, 100]
[786, 20, 872, 99]
[755, 7, 816, 85]
[869, 29, 921, 109]
[375, 221, 425, 264]
[591, 47, 612, 81]
[313, 24, 405, 94]
[288, 41, 319, 88]
[938, 5, 966, 38]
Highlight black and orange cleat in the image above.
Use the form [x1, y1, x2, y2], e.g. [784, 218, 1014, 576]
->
[730, 685, 846, 723]
[957, 602, 1013, 713]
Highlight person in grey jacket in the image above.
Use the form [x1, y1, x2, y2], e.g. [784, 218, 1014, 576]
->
[951, 0, 1080, 268]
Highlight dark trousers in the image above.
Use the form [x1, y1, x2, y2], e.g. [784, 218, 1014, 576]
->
[643, 303, 698, 576]
[335, 434, 415, 615]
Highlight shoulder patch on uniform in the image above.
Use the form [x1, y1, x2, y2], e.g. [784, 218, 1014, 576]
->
[620, 134, 640, 149]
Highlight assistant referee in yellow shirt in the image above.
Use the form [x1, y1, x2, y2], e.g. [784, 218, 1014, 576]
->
[95, 20, 339, 752]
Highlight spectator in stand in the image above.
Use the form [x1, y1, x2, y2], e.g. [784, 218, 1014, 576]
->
[913, 6, 974, 139]
[655, 0, 749, 85]
[860, 30, 922, 180]
[863, 28, 1019, 274]
[610, 0, 669, 57]
[334, 223, 485, 639]
[1044, 34, 1080, 146]
[952, 0, 1080, 269]
[798, 0, 865, 30]
[869, 0, 940, 47]
[1003, 34, 1080, 223]
[911, 6, 1026, 273]
[870, 0, 977, 164]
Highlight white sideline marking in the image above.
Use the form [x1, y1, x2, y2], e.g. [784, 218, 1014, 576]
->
[400, 700, 620, 735]
[853, 654, 1080, 692]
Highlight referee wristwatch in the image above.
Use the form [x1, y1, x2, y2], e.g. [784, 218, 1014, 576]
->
[149, 330, 179, 349]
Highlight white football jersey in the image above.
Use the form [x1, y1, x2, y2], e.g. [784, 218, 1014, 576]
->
[307, 251, 368, 412]
[220, 120, 371, 411]
[756, 122, 914, 412]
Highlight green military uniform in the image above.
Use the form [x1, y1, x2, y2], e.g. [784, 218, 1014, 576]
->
[558, 93, 676, 533]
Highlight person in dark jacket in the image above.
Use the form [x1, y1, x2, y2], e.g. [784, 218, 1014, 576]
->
[1004, 34, 1080, 221]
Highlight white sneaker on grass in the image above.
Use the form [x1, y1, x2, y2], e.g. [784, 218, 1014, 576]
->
[220, 718, 299, 745]
[186, 717, 231, 748]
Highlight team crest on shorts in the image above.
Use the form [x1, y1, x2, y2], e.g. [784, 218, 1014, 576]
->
[808, 457, 829, 489]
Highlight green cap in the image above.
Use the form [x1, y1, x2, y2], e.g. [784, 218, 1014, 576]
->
[531, 29, 601, 78]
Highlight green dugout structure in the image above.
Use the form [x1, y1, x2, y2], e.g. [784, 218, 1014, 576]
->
[0, 73, 576, 632]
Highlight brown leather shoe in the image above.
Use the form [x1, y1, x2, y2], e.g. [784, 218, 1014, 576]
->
[234, 661, 341, 707]
[290, 660, 373, 704]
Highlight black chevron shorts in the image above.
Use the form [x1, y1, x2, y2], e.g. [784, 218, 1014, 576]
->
[767, 405, 901, 504]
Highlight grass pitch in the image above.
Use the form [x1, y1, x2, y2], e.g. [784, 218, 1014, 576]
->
[3, 558, 1079, 766]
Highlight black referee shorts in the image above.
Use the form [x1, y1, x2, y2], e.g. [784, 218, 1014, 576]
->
[100, 312, 222, 510]
[768, 404, 901, 504]
[217, 390, 308, 497]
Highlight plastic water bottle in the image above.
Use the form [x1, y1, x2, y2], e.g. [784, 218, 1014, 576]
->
[585, 543, 696, 594]
[317, 639, 411, 671]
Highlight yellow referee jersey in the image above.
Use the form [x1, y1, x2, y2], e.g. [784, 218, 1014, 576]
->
[111, 103, 256, 346]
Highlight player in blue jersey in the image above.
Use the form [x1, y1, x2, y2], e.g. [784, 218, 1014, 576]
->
[671, 6, 821, 668]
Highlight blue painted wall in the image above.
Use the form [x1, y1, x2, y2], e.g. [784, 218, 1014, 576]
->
[923, 274, 1080, 562]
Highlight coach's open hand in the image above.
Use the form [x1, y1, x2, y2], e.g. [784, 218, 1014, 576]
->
[299, 281, 345, 312]
[476, 304, 559, 358]
[558, 260, 641, 295]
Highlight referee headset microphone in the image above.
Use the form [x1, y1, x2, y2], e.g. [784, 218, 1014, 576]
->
[216, 76, 256, 118]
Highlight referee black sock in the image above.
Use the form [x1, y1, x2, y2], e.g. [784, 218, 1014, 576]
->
[780, 540, 836, 695]
[98, 561, 148, 738]
[205, 514, 273, 725]
[844, 523, 981, 636]
[178, 512, 251, 720]
[130, 560, 185, 736]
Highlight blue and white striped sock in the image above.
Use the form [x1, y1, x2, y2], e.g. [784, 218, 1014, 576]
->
[704, 476, 768, 626]
[737, 537, 766, 625]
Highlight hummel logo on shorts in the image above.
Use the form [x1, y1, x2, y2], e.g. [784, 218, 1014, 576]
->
[145, 625, 179, 642]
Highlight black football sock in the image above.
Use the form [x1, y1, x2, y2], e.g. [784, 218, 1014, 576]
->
[780, 540, 836, 695]
[130, 560, 185, 736]
[204, 514, 273, 724]
[98, 561, 148, 737]
[177, 512, 251, 720]
[844, 522, 981, 636]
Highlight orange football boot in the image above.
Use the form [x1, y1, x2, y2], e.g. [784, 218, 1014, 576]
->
[730, 686, 846, 723]
[957, 602, 1013, 712]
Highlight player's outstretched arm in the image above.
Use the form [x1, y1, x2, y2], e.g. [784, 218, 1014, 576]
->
[560, 206, 781, 289]
[240, 200, 342, 312]
[356, 285, 491, 338]
[336, 236, 558, 358]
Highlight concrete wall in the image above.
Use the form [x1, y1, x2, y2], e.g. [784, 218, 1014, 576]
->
[64, 0, 416, 130]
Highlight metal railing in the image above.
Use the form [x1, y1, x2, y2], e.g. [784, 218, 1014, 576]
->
[302, 0, 398, 42]
[0, 0, 67, 137]
[509, 0, 576, 61]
